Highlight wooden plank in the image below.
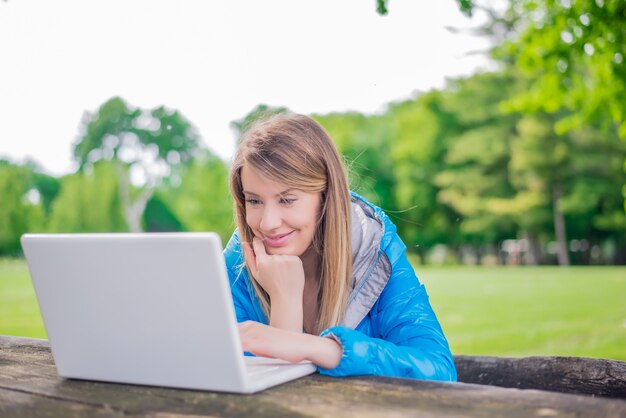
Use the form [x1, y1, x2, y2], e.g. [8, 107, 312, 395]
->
[455, 354, 626, 398]
[1, 336, 625, 418]
[0, 388, 125, 418]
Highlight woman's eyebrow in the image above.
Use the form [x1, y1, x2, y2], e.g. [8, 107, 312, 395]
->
[242, 189, 296, 197]
[278, 189, 297, 196]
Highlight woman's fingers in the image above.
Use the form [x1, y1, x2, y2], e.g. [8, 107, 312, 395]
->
[238, 321, 307, 363]
[238, 321, 272, 357]
[252, 237, 267, 259]
[245, 236, 305, 312]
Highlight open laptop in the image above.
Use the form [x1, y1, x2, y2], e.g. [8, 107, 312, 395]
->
[20, 232, 316, 394]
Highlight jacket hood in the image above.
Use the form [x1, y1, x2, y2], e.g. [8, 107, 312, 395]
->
[342, 193, 392, 328]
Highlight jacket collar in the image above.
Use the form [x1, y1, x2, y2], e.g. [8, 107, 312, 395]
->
[342, 195, 392, 328]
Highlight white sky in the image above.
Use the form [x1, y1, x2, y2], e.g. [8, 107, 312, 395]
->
[0, 0, 494, 176]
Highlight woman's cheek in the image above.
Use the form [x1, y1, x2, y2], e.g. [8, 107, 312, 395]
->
[245, 213, 258, 230]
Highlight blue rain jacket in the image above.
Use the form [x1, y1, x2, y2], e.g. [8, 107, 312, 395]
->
[223, 192, 457, 382]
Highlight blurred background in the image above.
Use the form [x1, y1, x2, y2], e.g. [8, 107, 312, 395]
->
[1, 0, 624, 360]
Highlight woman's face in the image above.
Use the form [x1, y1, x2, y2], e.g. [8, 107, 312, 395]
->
[240, 165, 322, 256]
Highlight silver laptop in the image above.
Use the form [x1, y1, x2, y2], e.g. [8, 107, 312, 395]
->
[21, 232, 316, 394]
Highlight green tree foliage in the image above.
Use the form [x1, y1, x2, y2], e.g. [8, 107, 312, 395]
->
[0, 160, 45, 255]
[159, 150, 234, 244]
[313, 112, 396, 213]
[73, 97, 201, 232]
[230, 104, 290, 142]
[47, 161, 127, 233]
[387, 91, 463, 262]
[31, 171, 60, 216]
[427, 69, 626, 265]
[510, 114, 577, 265]
[495, 0, 626, 216]
[499, 0, 625, 139]
[376, 0, 474, 16]
[143, 194, 185, 233]
[433, 73, 520, 255]
[510, 113, 626, 263]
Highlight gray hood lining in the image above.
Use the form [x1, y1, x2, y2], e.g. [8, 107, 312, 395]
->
[341, 197, 392, 329]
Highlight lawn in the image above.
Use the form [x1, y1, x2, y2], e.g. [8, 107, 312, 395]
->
[1, 258, 624, 360]
[0, 258, 46, 339]
[417, 265, 626, 361]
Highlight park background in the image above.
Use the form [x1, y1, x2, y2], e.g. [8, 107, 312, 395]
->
[1, 1, 625, 361]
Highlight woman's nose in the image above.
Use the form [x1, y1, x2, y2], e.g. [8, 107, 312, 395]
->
[259, 206, 282, 231]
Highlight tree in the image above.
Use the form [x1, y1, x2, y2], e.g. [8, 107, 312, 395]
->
[47, 161, 127, 233]
[73, 97, 201, 232]
[498, 0, 625, 138]
[492, 0, 626, 214]
[313, 112, 396, 213]
[509, 113, 626, 265]
[159, 149, 234, 244]
[376, 0, 474, 16]
[432, 72, 524, 262]
[387, 91, 465, 263]
[508, 115, 575, 265]
[0, 160, 45, 255]
[230, 104, 289, 142]
[142, 194, 185, 233]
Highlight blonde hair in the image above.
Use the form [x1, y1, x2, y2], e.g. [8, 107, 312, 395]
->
[229, 114, 352, 334]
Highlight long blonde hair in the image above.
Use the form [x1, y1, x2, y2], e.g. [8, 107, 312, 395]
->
[229, 114, 352, 334]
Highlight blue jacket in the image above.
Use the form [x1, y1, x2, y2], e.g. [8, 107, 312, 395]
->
[223, 193, 457, 382]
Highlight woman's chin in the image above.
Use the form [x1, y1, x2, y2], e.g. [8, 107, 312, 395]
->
[266, 245, 307, 257]
[266, 247, 295, 256]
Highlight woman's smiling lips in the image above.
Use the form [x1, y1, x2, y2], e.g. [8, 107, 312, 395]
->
[263, 231, 294, 247]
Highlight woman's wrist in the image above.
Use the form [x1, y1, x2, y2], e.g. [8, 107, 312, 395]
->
[304, 334, 342, 370]
[269, 294, 303, 333]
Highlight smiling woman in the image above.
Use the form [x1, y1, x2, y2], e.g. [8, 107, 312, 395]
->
[222, 114, 457, 380]
[240, 168, 322, 256]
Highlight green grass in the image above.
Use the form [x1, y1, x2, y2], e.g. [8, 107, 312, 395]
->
[1, 258, 624, 360]
[0, 258, 46, 339]
[418, 266, 626, 361]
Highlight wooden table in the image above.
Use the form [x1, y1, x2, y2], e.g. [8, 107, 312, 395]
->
[1, 336, 625, 417]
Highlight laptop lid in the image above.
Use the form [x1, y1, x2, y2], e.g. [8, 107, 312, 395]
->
[21, 232, 249, 392]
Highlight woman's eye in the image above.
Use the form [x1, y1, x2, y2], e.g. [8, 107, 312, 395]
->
[280, 198, 297, 205]
[245, 199, 261, 206]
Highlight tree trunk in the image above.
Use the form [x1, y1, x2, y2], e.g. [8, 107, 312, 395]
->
[127, 187, 154, 233]
[552, 182, 570, 266]
[520, 231, 542, 265]
[416, 246, 427, 265]
[115, 161, 153, 233]
[455, 354, 626, 398]
[475, 245, 482, 265]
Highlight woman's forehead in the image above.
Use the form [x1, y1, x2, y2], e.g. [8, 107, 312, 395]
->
[240, 165, 293, 196]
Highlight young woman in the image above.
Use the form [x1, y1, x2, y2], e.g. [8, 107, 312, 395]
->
[223, 114, 456, 381]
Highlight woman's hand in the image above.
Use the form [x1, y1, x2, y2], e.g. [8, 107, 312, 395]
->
[242, 237, 306, 300]
[242, 237, 305, 332]
[239, 321, 342, 369]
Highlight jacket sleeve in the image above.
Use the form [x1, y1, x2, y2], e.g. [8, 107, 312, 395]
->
[317, 252, 457, 382]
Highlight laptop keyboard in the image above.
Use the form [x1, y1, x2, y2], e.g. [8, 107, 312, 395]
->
[244, 357, 312, 378]
[246, 364, 282, 378]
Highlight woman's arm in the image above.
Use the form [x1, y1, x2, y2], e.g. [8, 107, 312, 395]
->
[238, 321, 342, 369]
[237, 252, 456, 381]
[317, 252, 457, 381]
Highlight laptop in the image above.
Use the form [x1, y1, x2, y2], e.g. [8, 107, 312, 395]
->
[20, 232, 316, 394]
